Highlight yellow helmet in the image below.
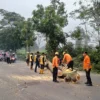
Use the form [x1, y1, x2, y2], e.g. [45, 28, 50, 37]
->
[63, 52, 65, 55]
[55, 52, 59, 55]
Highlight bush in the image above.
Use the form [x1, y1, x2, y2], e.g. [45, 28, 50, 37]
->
[16, 48, 26, 61]
[17, 53, 26, 61]
[73, 55, 83, 71]
[92, 62, 100, 73]
[89, 48, 100, 73]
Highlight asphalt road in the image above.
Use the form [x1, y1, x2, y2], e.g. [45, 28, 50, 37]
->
[0, 61, 100, 100]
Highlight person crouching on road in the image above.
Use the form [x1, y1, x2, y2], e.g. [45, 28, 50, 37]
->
[83, 52, 92, 86]
[26, 52, 30, 66]
[52, 52, 59, 83]
[62, 51, 74, 70]
[30, 53, 34, 70]
[39, 53, 45, 74]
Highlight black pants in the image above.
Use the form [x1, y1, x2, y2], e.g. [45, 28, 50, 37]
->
[67, 60, 74, 70]
[30, 61, 33, 68]
[7, 57, 11, 64]
[35, 62, 40, 72]
[53, 67, 58, 81]
[41, 64, 44, 69]
[85, 69, 92, 85]
[26, 59, 29, 65]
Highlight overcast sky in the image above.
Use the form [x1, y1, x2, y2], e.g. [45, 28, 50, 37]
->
[0, 0, 79, 17]
[0, 0, 81, 30]
[0, 0, 82, 47]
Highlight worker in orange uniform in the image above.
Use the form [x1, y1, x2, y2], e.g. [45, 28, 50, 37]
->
[62, 51, 73, 70]
[52, 52, 59, 83]
[83, 52, 92, 86]
[39, 53, 45, 74]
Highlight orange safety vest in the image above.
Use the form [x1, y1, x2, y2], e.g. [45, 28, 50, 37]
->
[52, 56, 59, 68]
[62, 54, 72, 64]
[83, 55, 92, 70]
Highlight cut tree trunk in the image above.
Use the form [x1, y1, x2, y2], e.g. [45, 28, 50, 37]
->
[47, 61, 80, 82]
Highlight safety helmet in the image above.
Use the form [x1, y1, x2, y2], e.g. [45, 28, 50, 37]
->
[55, 52, 59, 55]
[63, 52, 66, 55]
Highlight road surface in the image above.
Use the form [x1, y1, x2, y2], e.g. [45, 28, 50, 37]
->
[0, 61, 100, 100]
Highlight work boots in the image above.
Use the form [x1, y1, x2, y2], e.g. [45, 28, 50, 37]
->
[39, 69, 44, 74]
[30, 66, 33, 70]
[39, 69, 42, 74]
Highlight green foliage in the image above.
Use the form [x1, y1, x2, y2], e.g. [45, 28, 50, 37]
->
[72, 46, 100, 73]
[21, 18, 36, 52]
[0, 9, 26, 51]
[0, 27, 23, 51]
[0, 9, 36, 52]
[71, 27, 83, 39]
[89, 47, 100, 73]
[92, 62, 100, 73]
[16, 48, 26, 60]
[70, 1, 100, 47]
[32, 0, 68, 56]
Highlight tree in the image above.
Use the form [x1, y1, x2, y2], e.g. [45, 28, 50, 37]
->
[21, 18, 36, 52]
[70, 0, 100, 47]
[0, 9, 25, 51]
[89, 1, 100, 47]
[32, 0, 68, 55]
[70, 1, 91, 47]
[71, 27, 86, 48]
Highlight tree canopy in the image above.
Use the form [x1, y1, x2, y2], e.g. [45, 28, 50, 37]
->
[32, 0, 68, 54]
[0, 9, 36, 51]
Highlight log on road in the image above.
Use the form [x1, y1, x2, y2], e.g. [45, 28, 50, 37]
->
[47, 61, 80, 82]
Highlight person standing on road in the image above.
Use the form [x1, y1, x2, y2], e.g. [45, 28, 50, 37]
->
[83, 52, 93, 86]
[39, 53, 45, 74]
[52, 52, 59, 83]
[34, 53, 37, 63]
[35, 51, 40, 73]
[62, 51, 73, 70]
[30, 53, 34, 70]
[6, 52, 11, 64]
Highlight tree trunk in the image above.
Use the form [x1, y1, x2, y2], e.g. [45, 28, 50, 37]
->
[99, 40, 100, 47]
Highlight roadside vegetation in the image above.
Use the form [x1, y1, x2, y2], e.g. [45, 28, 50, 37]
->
[0, 0, 100, 73]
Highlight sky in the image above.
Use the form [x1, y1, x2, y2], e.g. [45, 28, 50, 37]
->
[0, 0, 81, 30]
[0, 0, 78, 17]
[0, 0, 88, 47]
